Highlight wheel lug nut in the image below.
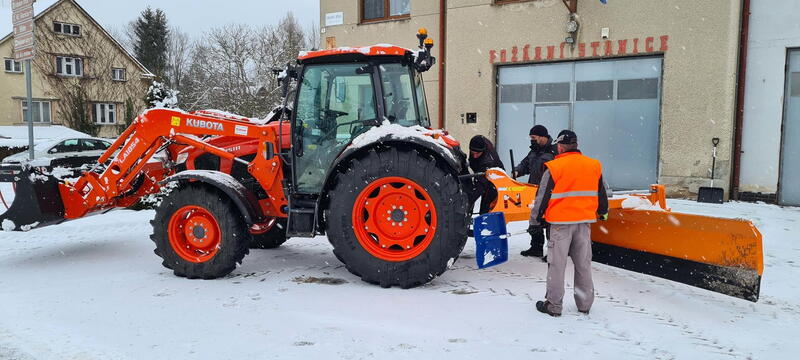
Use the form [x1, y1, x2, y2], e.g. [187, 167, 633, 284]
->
[406, 245, 411, 249]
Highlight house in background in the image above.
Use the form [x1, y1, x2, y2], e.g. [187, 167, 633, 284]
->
[0, 0, 153, 138]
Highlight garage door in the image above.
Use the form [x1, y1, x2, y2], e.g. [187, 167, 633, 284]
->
[496, 57, 662, 190]
[780, 50, 800, 206]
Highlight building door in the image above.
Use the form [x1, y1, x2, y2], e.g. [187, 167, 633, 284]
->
[497, 57, 662, 190]
[780, 50, 800, 206]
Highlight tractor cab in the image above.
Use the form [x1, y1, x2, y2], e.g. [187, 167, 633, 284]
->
[281, 30, 439, 236]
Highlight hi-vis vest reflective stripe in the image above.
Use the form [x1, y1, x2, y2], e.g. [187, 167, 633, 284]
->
[544, 152, 602, 224]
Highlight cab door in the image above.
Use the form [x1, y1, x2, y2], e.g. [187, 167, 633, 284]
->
[287, 63, 378, 235]
[291, 63, 378, 195]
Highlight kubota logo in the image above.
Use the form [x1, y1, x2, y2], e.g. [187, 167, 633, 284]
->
[187, 118, 224, 131]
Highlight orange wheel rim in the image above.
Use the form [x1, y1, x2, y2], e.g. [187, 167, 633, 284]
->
[352, 177, 437, 262]
[168, 205, 221, 263]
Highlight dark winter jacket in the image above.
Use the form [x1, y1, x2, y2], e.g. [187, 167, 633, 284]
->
[468, 136, 505, 173]
[514, 137, 556, 185]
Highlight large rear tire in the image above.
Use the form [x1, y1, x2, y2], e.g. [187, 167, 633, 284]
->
[151, 183, 250, 279]
[326, 147, 469, 288]
[249, 218, 288, 249]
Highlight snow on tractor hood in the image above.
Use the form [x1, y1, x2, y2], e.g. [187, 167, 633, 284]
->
[348, 120, 460, 162]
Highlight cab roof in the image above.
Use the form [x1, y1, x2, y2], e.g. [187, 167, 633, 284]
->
[297, 44, 412, 63]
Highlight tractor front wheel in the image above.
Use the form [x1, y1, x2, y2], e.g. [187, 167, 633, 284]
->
[326, 147, 469, 288]
[151, 183, 250, 279]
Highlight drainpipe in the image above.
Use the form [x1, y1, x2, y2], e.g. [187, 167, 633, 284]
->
[438, 0, 446, 129]
[731, 0, 751, 199]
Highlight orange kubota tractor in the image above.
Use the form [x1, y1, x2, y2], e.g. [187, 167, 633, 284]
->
[0, 30, 763, 301]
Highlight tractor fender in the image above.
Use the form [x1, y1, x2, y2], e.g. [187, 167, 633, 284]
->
[317, 135, 468, 230]
[332, 135, 467, 180]
[161, 170, 264, 225]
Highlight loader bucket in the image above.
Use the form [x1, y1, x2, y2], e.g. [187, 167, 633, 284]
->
[0, 164, 65, 231]
[592, 210, 763, 302]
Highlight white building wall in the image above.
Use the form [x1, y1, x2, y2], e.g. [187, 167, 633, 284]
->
[740, 0, 800, 194]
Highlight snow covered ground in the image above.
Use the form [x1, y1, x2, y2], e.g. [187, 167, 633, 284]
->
[0, 200, 797, 359]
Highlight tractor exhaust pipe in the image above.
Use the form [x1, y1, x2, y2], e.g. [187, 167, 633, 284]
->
[0, 164, 65, 231]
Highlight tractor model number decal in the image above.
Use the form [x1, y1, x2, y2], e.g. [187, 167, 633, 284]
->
[186, 118, 224, 132]
[234, 124, 248, 136]
[117, 137, 141, 164]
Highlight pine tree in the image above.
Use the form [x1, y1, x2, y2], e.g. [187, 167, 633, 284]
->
[133, 7, 169, 78]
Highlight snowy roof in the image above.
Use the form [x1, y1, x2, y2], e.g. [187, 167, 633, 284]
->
[298, 44, 413, 61]
[0, 125, 91, 148]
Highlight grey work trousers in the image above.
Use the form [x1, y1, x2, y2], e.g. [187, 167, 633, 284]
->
[544, 223, 595, 314]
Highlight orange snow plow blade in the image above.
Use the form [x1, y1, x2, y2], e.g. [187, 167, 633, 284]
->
[486, 169, 763, 302]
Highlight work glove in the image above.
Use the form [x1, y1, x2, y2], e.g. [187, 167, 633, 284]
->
[598, 213, 609, 221]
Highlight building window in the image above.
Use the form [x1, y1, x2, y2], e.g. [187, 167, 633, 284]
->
[617, 78, 659, 100]
[576, 80, 614, 101]
[362, 0, 410, 23]
[93, 103, 117, 124]
[536, 83, 571, 103]
[55, 56, 83, 77]
[790, 73, 800, 97]
[53, 22, 81, 36]
[499, 84, 533, 103]
[21, 101, 52, 123]
[112, 68, 126, 81]
[4, 58, 22, 73]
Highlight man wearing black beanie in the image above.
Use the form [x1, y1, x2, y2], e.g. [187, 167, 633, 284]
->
[513, 125, 556, 258]
[467, 135, 505, 214]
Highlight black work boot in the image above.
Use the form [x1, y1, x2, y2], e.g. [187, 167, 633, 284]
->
[520, 246, 543, 257]
[536, 301, 561, 317]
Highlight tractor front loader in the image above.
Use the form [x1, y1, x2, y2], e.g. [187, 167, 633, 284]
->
[0, 30, 764, 300]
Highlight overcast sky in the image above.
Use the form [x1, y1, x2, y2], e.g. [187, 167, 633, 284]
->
[0, 0, 320, 39]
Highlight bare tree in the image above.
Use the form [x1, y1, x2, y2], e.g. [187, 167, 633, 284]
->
[306, 20, 320, 51]
[177, 12, 310, 117]
[165, 26, 191, 91]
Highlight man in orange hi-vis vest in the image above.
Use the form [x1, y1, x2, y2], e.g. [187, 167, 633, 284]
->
[529, 130, 609, 317]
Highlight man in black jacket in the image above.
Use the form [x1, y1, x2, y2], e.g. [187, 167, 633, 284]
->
[514, 125, 556, 258]
[468, 135, 505, 214]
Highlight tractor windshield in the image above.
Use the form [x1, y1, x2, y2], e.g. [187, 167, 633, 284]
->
[379, 63, 430, 127]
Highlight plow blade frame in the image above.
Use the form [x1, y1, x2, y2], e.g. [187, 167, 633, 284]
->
[0, 165, 66, 231]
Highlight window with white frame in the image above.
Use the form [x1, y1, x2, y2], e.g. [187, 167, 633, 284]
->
[112, 68, 126, 81]
[4, 58, 22, 73]
[21, 101, 52, 123]
[93, 103, 116, 124]
[53, 22, 81, 36]
[55, 56, 83, 76]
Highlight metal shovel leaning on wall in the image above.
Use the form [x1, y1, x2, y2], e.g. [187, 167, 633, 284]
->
[698, 137, 724, 204]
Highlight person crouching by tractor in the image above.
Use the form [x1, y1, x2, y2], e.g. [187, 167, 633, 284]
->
[468, 135, 505, 214]
[513, 125, 556, 258]
[529, 130, 608, 317]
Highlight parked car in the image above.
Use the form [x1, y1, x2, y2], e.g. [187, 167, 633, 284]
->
[2, 137, 112, 169]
